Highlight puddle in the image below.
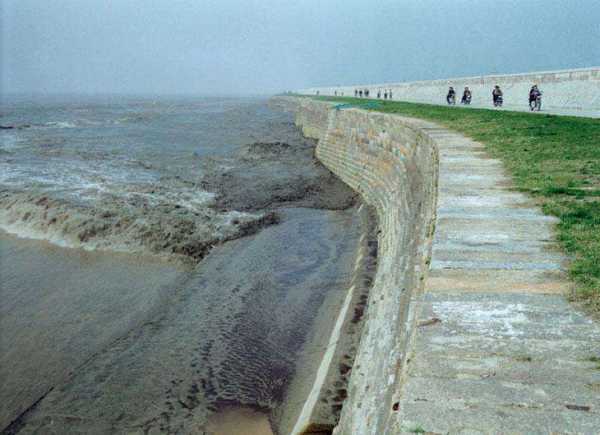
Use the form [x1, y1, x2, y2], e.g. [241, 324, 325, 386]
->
[206, 408, 274, 435]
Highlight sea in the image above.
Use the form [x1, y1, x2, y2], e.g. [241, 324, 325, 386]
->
[0, 95, 365, 434]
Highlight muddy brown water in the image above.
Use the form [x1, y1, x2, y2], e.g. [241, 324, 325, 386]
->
[1, 206, 365, 434]
[0, 97, 363, 434]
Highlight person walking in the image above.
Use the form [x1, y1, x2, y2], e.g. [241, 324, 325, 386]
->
[461, 87, 472, 104]
[492, 85, 503, 107]
[529, 85, 542, 111]
[446, 86, 456, 105]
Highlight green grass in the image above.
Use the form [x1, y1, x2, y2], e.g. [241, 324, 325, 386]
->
[314, 96, 600, 313]
[588, 356, 600, 369]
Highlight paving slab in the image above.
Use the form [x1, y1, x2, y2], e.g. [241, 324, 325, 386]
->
[395, 120, 600, 434]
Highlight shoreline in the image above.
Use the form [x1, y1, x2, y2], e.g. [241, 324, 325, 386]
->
[1, 102, 367, 434]
[274, 204, 378, 435]
[274, 96, 439, 434]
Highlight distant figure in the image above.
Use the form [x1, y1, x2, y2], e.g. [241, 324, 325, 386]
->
[359, 89, 363, 98]
[334, 90, 337, 96]
[355, 89, 358, 97]
[365, 89, 370, 98]
[388, 89, 393, 99]
[461, 87, 472, 105]
[384, 90, 388, 99]
[316, 90, 320, 96]
[492, 85, 503, 107]
[529, 85, 542, 111]
[377, 89, 381, 99]
[446, 87, 456, 105]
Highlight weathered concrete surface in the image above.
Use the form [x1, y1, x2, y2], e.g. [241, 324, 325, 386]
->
[392, 120, 600, 434]
[299, 67, 600, 117]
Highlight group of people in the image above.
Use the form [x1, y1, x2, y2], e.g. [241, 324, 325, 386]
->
[446, 85, 500, 106]
[353, 88, 393, 99]
[354, 88, 370, 98]
[325, 83, 544, 111]
[446, 84, 543, 110]
[446, 86, 472, 105]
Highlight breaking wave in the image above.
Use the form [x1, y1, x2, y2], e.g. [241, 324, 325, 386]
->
[0, 188, 278, 262]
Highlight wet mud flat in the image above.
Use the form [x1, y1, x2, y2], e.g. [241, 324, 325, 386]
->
[1, 126, 369, 434]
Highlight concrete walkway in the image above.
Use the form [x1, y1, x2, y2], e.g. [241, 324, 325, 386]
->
[396, 121, 600, 434]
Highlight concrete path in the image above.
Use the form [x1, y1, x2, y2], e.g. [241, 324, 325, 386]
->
[396, 121, 600, 434]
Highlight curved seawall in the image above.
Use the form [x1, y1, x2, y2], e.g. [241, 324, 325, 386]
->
[298, 67, 600, 115]
[272, 97, 439, 434]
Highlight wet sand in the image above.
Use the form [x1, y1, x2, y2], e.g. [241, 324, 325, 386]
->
[206, 408, 273, 435]
[1, 207, 366, 434]
[0, 233, 189, 430]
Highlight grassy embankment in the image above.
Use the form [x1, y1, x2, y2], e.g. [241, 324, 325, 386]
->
[316, 96, 600, 313]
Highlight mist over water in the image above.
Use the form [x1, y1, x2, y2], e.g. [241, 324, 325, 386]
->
[3, 1, 598, 96]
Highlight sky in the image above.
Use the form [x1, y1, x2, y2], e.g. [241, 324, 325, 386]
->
[2, 0, 599, 96]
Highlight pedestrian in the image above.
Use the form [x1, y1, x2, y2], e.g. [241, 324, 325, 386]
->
[529, 85, 542, 111]
[461, 87, 472, 104]
[446, 86, 456, 105]
[492, 85, 503, 107]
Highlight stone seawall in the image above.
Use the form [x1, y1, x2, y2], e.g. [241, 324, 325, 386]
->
[298, 67, 600, 115]
[272, 97, 439, 434]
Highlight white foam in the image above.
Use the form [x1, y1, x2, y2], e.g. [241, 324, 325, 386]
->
[0, 210, 78, 249]
[0, 210, 140, 255]
[45, 121, 77, 129]
[0, 132, 19, 150]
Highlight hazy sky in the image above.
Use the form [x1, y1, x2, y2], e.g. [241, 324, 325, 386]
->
[2, 0, 599, 95]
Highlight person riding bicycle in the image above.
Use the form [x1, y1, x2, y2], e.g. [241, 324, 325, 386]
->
[492, 85, 503, 106]
[461, 87, 472, 104]
[529, 85, 542, 110]
[447, 87, 456, 105]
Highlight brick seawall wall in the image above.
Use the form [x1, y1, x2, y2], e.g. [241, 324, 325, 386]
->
[272, 97, 439, 435]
